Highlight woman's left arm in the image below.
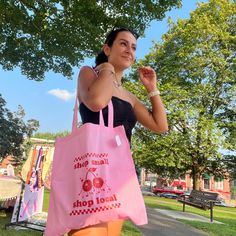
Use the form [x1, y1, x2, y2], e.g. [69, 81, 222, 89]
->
[132, 67, 168, 133]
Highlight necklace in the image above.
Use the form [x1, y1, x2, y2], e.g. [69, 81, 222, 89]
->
[113, 74, 122, 88]
[113, 80, 122, 88]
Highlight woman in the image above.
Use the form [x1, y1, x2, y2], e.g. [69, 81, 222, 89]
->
[69, 28, 168, 236]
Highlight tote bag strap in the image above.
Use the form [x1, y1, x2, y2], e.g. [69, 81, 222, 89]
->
[72, 98, 114, 132]
[72, 97, 78, 133]
[72, 72, 114, 132]
[99, 101, 113, 127]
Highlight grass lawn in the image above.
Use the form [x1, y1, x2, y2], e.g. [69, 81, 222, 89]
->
[144, 196, 236, 236]
[2, 191, 236, 236]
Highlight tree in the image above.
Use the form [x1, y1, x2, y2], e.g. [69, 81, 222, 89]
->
[130, 0, 236, 190]
[25, 119, 40, 138]
[222, 154, 236, 180]
[0, 94, 39, 162]
[0, 0, 181, 80]
[33, 131, 70, 140]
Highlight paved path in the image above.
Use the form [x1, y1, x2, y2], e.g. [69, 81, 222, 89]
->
[138, 208, 209, 236]
[155, 209, 223, 224]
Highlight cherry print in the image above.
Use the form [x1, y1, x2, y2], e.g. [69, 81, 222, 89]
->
[93, 177, 104, 188]
[82, 179, 92, 192]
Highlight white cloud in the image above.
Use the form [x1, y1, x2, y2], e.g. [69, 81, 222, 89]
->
[48, 88, 75, 102]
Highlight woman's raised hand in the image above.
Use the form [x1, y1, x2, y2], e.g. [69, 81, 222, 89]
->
[138, 67, 157, 92]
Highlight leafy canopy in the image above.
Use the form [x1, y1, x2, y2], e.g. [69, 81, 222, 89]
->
[0, 0, 181, 80]
[129, 0, 236, 188]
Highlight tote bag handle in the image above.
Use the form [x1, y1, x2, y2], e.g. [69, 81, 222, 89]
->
[72, 97, 114, 132]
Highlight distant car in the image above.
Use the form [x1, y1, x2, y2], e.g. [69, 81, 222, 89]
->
[214, 198, 234, 207]
[178, 191, 191, 200]
[160, 193, 179, 199]
[141, 186, 152, 192]
[141, 190, 156, 196]
[152, 187, 184, 196]
[182, 191, 191, 196]
[141, 186, 156, 196]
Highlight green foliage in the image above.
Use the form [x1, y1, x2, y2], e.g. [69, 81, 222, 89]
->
[0, 0, 181, 80]
[0, 94, 39, 161]
[222, 154, 236, 180]
[33, 130, 70, 140]
[130, 0, 236, 188]
[25, 119, 40, 138]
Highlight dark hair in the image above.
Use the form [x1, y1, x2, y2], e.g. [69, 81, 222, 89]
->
[95, 27, 139, 66]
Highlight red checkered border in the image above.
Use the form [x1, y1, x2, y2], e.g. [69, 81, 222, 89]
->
[69, 203, 121, 216]
[74, 153, 109, 162]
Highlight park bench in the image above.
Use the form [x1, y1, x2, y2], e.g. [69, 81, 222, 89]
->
[178, 190, 219, 222]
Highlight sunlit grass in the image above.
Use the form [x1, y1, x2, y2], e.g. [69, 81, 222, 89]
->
[144, 196, 236, 236]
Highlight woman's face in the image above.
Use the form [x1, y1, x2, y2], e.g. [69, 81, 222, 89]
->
[104, 31, 137, 70]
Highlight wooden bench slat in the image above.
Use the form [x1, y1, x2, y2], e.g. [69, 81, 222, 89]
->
[178, 199, 208, 210]
[190, 190, 218, 201]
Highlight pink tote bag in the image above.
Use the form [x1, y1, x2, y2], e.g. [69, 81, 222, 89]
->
[44, 99, 147, 236]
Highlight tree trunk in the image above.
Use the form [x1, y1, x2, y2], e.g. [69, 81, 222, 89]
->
[192, 167, 201, 190]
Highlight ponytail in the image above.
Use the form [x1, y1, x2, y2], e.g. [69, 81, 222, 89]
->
[95, 50, 108, 67]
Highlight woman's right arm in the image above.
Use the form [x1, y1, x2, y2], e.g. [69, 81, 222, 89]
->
[77, 63, 115, 112]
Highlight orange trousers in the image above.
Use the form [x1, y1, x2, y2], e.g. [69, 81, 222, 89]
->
[68, 220, 123, 236]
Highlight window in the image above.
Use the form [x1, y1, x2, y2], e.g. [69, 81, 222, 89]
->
[180, 174, 186, 180]
[204, 179, 210, 189]
[215, 180, 223, 190]
[214, 176, 224, 190]
[202, 173, 211, 190]
[233, 179, 236, 187]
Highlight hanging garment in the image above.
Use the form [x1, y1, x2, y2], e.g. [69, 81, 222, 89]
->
[11, 184, 44, 222]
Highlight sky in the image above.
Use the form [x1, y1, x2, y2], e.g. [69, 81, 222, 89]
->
[0, 0, 208, 134]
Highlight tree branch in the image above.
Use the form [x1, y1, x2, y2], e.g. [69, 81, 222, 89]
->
[18, 0, 41, 31]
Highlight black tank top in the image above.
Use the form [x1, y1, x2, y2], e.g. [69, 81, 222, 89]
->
[79, 96, 137, 142]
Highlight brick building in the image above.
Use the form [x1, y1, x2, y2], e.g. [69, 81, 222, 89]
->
[141, 169, 233, 200]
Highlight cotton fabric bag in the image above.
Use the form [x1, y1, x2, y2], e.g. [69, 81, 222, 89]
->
[44, 99, 147, 236]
